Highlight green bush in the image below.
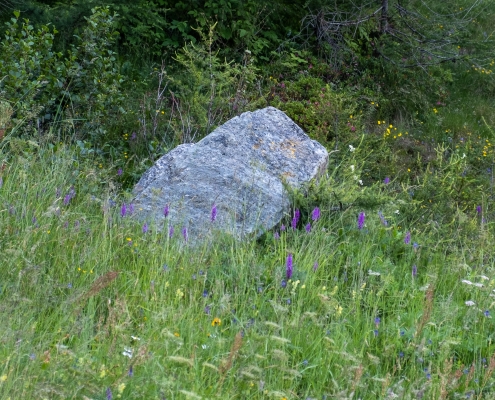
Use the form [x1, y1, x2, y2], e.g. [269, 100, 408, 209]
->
[0, 7, 124, 144]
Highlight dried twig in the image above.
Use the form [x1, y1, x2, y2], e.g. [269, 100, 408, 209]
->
[415, 285, 434, 338]
[218, 332, 243, 391]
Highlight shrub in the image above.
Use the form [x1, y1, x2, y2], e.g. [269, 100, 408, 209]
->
[0, 7, 124, 144]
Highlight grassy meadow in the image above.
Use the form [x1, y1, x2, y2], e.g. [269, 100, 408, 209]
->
[2, 95, 495, 399]
[1, 2, 495, 399]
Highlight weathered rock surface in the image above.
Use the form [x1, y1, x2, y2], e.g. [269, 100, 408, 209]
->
[132, 106, 328, 240]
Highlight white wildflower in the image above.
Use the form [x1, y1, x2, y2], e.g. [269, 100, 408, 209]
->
[474, 283, 484, 288]
[368, 270, 381, 276]
[359, 180, 363, 185]
[465, 300, 476, 307]
[394, 210, 400, 214]
[480, 275, 489, 280]
[461, 280, 473, 285]
[123, 347, 133, 358]
[350, 165, 355, 172]
[349, 145, 356, 152]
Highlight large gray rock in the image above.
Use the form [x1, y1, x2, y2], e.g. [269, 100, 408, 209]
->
[132, 106, 328, 240]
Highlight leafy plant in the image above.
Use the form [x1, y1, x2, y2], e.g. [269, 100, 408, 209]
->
[0, 7, 124, 144]
[165, 24, 258, 143]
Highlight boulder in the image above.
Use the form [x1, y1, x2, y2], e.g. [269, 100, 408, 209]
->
[131, 106, 328, 240]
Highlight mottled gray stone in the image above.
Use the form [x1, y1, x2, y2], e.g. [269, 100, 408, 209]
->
[131, 106, 328, 240]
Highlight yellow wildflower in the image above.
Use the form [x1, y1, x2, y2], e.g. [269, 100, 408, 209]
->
[118, 383, 126, 394]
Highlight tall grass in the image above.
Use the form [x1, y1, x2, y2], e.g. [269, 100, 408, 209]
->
[1, 135, 494, 399]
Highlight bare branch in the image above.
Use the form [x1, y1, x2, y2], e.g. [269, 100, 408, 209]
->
[298, 0, 485, 70]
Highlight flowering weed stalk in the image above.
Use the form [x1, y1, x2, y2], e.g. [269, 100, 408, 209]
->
[357, 212, 365, 230]
[286, 253, 293, 280]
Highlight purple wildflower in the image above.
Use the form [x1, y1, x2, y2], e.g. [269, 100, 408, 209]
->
[163, 204, 170, 217]
[169, 225, 174, 238]
[142, 223, 149, 234]
[121, 203, 127, 217]
[374, 329, 379, 337]
[477, 205, 482, 215]
[484, 310, 490, 317]
[211, 204, 217, 222]
[280, 224, 286, 231]
[63, 194, 71, 206]
[313, 262, 318, 272]
[281, 280, 287, 288]
[128, 365, 133, 377]
[106, 387, 113, 400]
[404, 231, 411, 245]
[374, 317, 381, 327]
[412, 264, 417, 278]
[383, 177, 390, 184]
[32, 216, 37, 225]
[311, 207, 321, 221]
[128, 203, 134, 214]
[305, 223, 311, 233]
[131, 132, 137, 140]
[202, 289, 208, 298]
[378, 211, 388, 226]
[182, 226, 188, 242]
[292, 209, 300, 229]
[117, 168, 123, 176]
[204, 305, 211, 315]
[0, 177, 3, 188]
[413, 242, 419, 250]
[295, 209, 301, 223]
[357, 212, 365, 230]
[286, 253, 293, 280]
[274, 231, 280, 240]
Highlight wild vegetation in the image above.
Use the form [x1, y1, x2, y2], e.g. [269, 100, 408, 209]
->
[1, 0, 495, 398]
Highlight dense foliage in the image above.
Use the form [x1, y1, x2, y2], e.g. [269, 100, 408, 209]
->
[1, 0, 495, 398]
